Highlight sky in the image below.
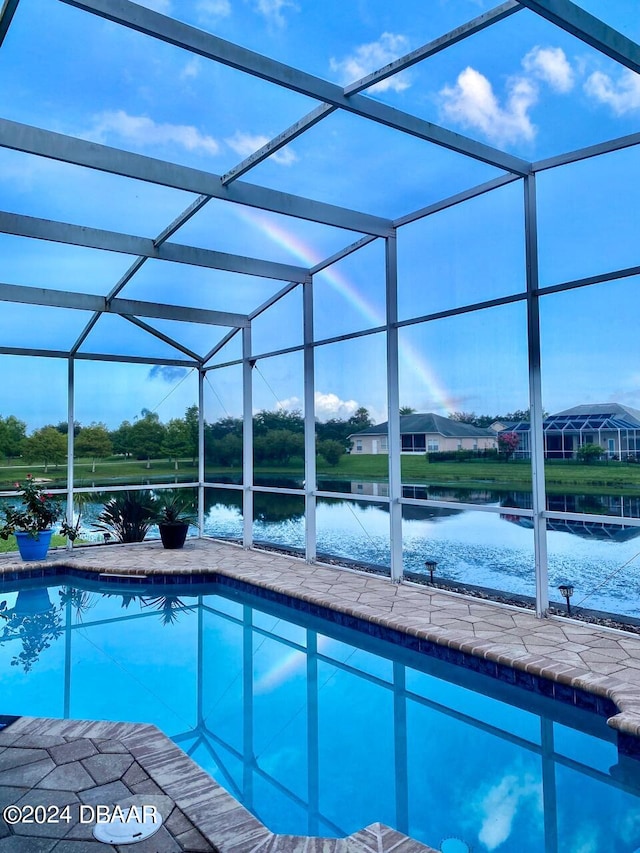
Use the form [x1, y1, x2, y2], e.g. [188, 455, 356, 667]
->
[1, 0, 640, 429]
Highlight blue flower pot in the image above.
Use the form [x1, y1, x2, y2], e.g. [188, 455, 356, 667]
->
[15, 530, 53, 562]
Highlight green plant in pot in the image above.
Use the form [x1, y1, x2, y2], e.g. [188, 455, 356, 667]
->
[0, 475, 63, 561]
[154, 492, 196, 549]
[93, 490, 156, 543]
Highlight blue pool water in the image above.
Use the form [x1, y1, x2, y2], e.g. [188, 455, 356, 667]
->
[1, 574, 639, 852]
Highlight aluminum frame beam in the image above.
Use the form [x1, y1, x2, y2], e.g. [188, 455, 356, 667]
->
[0, 282, 249, 328]
[122, 314, 203, 362]
[532, 132, 640, 172]
[59, 0, 530, 176]
[0, 345, 196, 366]
[0, 119, 391, 236]
[0, 210, 309, 282]
[0, 0, 19, 46]
[222, 2, 522, 184]
[518, 0, 640, 74]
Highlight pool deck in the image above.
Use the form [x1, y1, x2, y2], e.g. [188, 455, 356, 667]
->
[2, 537, 640, 852]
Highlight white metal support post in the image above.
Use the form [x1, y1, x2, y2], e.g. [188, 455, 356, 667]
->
[303, 279, 317, 562]
[198, 368, 205, 536]
[66, 357, 74, 550]
[242, 325, 254, 548]
[386, 233, 403, 582]
[524, 174, 549, 616]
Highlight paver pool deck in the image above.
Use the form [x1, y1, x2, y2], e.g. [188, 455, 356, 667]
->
[2, 537, 640, 852]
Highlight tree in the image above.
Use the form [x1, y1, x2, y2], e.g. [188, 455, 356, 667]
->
[254, 430, 304, 465]
[348, 407, 374, 429]
[318, 439, 344, 466]
[399, 406, 416, 415]
[576, 443, 604, 465]
[0, 415, 26, 462]
[184, 405, 199, 464]
[129, 411, 166, 468]
[54, 420, 81, 436]
[253, 409, 304, 436]
[206, 415, 242, 440]
[111, 420, 133, 457]
[23, 427, 67, 473]
[161, 418, 191, 470]
[497, 431, 520, 462]
[75, 423, 113, 473]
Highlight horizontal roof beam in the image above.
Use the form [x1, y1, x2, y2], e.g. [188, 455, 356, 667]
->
[517, 0, 640, 74]
[59, 0, 529, 175]
[0, 118, 391, 236]
[222, 2, 523, 184]
[0, 210, 309, 282]
[532, 131, 640, 171]
[345, 1, 522, 95]
[0, 346, 197, 366]
[0, 282, 250, 327]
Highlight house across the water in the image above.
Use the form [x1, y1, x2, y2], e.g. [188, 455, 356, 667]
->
[496, 403, 640, 460]
[348, 413, 497, 455]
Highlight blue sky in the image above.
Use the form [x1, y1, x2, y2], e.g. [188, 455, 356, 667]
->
[1, 0, 640, 429]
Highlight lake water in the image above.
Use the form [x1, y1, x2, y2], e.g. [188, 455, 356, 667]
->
[203, 480, 640, 619]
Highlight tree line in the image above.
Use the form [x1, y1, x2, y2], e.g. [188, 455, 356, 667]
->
[0, 406, 376, 471]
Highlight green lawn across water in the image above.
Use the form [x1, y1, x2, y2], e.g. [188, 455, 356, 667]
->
[1, 454, 640, 496]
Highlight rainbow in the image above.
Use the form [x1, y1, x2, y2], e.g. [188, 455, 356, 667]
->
[232, 207, 457, 414]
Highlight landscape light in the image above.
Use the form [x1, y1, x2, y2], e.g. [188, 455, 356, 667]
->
[558, 582, 574, 615]
[424, 559, 438, 584]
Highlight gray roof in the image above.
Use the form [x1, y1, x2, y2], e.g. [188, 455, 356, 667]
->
[350, 413, 496, 439]
[553, 403, 640, 425]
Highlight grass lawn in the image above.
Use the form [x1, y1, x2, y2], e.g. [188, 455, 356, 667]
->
[2, 454, 640, 496]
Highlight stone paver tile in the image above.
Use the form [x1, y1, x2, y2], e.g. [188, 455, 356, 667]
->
[78, 781, 131, 806]
[0, 749, 50, 772]
[93, 742, 137, 758]
[165, 808, 194, 837]
[113, 825, 180, 853]
[122, 763, 148, 787]
[0, 759, 56, 788]
[49, 742, 97, 766]
[118, 794, 175, 821]
[38, 763, 95, 793]
[176, 827, 215, 851]
[0, 786, 30, 810]
[81, 754, 133, 786]
[0, 837, 57, 852]
[50, 842, 116, 852]
[129, 779, 163, 796]
[13, 736, 67, 749]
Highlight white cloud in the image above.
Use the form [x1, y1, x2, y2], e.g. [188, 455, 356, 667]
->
[226, 131, 297, 165]
[197, 0, 231, 19]
[88, 110, 220, 156]
[180, 57, 201, 80]
[584, 68, 640, 115]
[522, 46, 574, 93]
[330, 33, 411, 93]
[314, 393, 359, 420]
[476, 774, 541, 851]
[440, 67, 538, 144]
[254, 0, 297, 27]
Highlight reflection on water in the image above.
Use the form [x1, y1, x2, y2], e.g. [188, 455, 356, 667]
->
[0, 579, 637, 852]
[203, 480, 640, 618]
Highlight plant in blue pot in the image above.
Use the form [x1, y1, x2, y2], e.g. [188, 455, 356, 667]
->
[0, 475, 63, 561]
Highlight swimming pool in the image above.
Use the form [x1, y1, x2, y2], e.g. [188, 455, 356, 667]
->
[1, 573, 638, 852]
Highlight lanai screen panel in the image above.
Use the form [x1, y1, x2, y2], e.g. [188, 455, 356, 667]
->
[0, 0, 639, 619]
